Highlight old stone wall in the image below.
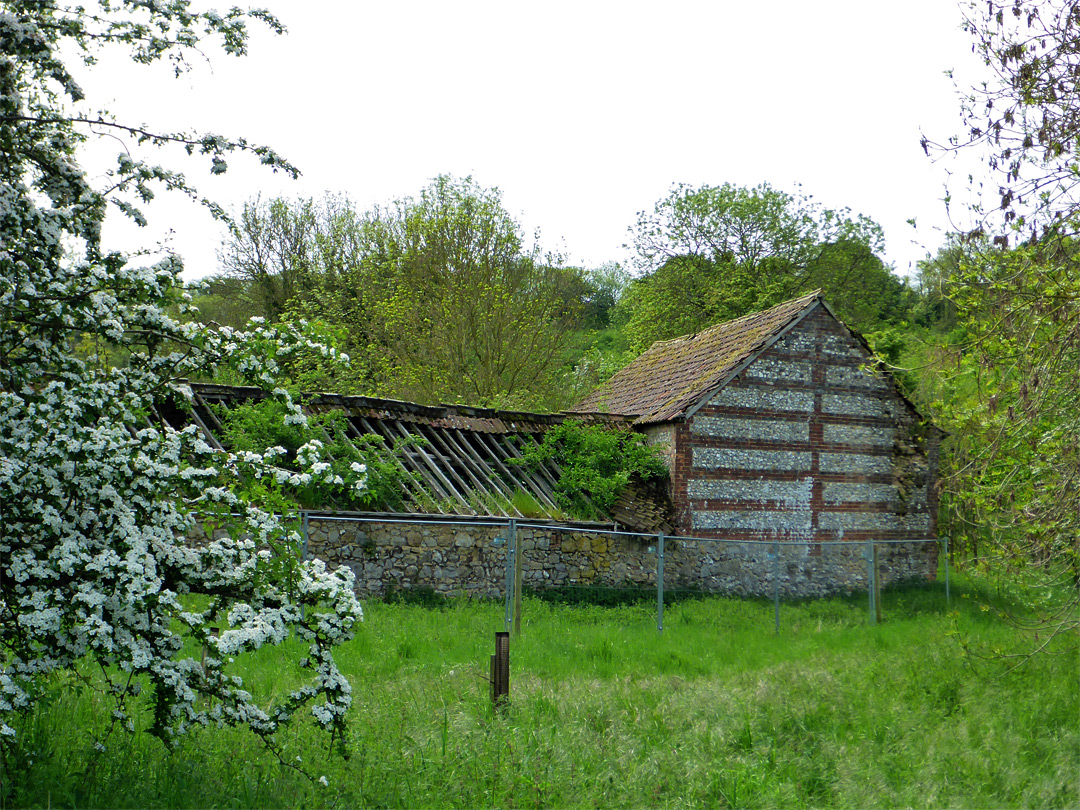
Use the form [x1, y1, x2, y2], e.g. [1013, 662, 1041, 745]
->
[300, 514, 937, 600]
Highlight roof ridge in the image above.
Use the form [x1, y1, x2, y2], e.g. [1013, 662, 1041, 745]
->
[649, 289, 822, 348]
[572, 290, 826, 421]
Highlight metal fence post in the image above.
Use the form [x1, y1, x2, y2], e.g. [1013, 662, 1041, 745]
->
[511, 519, 522, 636]
[873, 541, 882, 624]
[503, 522, 515, 632]
[301, 510, 309, 561]
[656, 532, 665, 633]
[772, 540, 781, 634]
[866, 537, 876, 625]
[944, 535, 951, 605]
[300, 510, 309, 621]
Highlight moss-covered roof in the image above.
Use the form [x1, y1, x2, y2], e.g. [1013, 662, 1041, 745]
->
[571, 291, 823, 424]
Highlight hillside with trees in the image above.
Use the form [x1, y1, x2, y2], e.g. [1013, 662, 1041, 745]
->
[198, 178, 922, 410]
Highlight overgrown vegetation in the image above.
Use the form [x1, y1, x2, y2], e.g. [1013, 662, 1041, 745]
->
[5, 0, 1079, 801]
[3, 574, 1076, 808]
[515, 419, 668, 516]
[214, 178, 585, 408]
[917, 0, 1080, 649]
[213, 396, 412, 510]
[0, 0, 364, 775]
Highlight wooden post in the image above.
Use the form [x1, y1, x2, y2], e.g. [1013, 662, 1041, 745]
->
[491, 631, 510, 708]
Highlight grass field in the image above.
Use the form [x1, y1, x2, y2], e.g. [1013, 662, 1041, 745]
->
[3, 572, 1077, 809]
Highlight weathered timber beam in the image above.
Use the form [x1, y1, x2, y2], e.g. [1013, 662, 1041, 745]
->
[186, 394, 225, 450]
[390, 421, 475, 515]
[413, 424, 484, 512]
[461, 431, 527, 494]
[358, 416, 447, 514]
[443, 428, 523, 509]
[192, 391, 228, 435]
[480, 433, 563, 514]
[495, 434, 561, 501]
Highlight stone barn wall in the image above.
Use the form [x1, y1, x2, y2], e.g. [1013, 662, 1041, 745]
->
[298, 514, 938, 600]
[672, 307, 940, 576]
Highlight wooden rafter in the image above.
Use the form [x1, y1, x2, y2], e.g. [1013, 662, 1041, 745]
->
[357, 416, 447, 513]
[185, 394, 225, 450]
[175, 383, 652, 526]
[474, 432, 562, 514]
[442, 427, 522, 508]
[390, 421, 475, 514]
[412, 424, 484, 513]
[414, 425, 502, 516]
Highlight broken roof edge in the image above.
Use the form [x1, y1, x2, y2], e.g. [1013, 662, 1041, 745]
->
[187, 382, 637, 431]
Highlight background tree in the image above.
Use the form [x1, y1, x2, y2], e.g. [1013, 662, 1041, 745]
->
[1, 0, 364, 771]
[622, 182, 906, 350]
[910, 237, 968, 334]
[578, 261, 631, 329]
[617, 254, 786, 352]
[923, 0, 1079, 649]
[215, 193, 400, 393]
[217, 196, 322, 319]
[364, 175, 582, 407]
[925, 0, 1080, 242]
[218, 178, 586, 408]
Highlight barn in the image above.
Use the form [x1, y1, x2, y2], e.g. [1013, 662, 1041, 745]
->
[570, 290, 941, 592]
[171, 291, 941, 597]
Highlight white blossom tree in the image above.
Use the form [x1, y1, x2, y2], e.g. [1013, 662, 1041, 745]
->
[1, 0, 363, 765]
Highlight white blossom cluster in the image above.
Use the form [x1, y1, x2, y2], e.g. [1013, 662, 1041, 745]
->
[1, 1, 362, 759]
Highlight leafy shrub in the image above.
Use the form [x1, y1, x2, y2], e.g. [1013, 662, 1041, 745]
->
[215, 397, 411, 510]
[516, 420, 667, 516]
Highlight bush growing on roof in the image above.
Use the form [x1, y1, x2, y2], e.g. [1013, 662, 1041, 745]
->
[517, 420, 667, 517]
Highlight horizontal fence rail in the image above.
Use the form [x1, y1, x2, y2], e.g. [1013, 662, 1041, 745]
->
[283, 511, 948, 634]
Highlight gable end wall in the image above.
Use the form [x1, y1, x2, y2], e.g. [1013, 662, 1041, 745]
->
[670, 307, 939, 595]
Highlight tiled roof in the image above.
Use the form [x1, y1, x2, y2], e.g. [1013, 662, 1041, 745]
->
[572, 291, 823, 424]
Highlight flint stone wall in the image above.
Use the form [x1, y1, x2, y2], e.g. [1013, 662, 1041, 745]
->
[673, 306, 941, 559]
[301, 514, 937, 600]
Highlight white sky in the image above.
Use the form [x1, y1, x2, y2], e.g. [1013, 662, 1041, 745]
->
[77, 0, 988, 282]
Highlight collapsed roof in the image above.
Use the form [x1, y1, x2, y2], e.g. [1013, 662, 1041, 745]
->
[159, 383, 673, 532]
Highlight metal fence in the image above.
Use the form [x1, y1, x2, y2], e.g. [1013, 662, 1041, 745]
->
[298, 512, 949, 635]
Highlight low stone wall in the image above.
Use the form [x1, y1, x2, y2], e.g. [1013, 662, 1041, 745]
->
[302, 514, 938, 600]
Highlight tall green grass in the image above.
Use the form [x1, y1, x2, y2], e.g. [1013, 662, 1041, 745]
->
[3, 574, 1077, 808]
